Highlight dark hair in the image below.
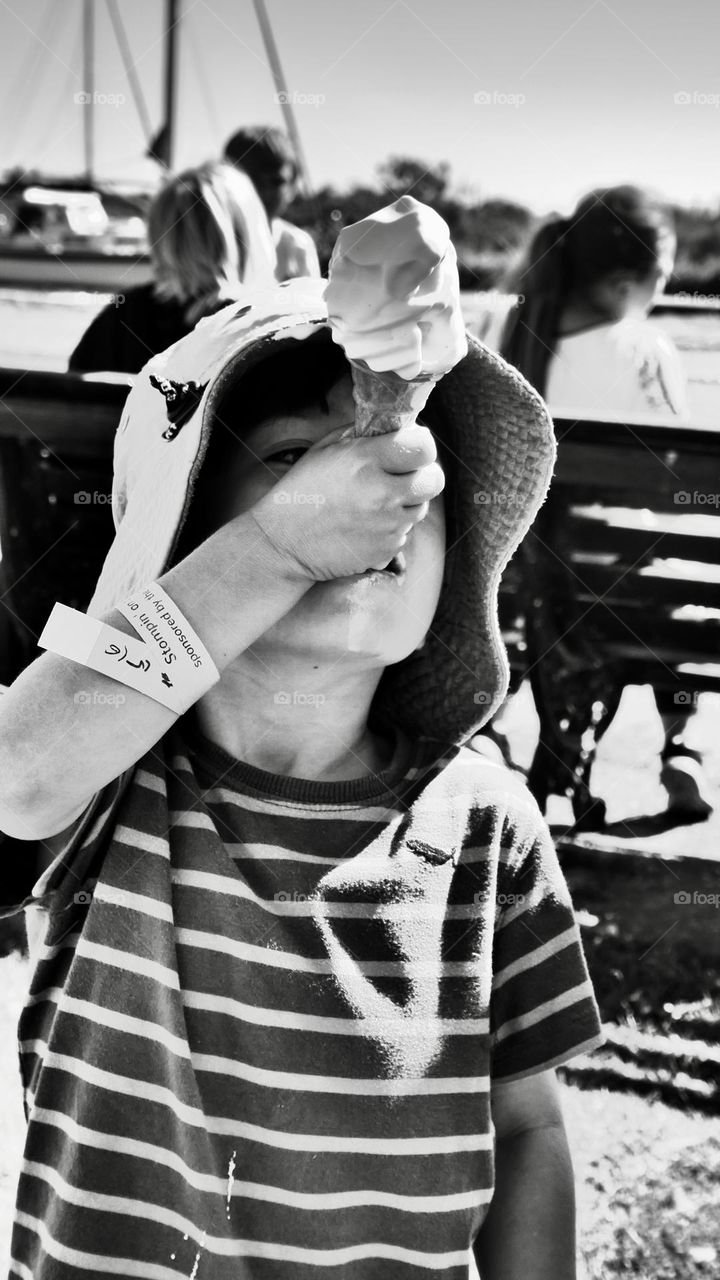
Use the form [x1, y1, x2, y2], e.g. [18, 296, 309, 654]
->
[501, 185, 675, 395]
[214, 332, 347, 435]
[223, 126, 298, 182]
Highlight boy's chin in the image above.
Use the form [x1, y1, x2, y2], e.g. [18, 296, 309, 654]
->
[260, 577, 435, 666]
[312, 580, 431, 663]
[266, 612, 426, 668]
[343, 619, 422, 665]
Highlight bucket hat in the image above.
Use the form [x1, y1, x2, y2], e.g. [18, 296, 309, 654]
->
[87, 276, 555, 747]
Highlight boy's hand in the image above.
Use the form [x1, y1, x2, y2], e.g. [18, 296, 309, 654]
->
[249, 424, 445, 582]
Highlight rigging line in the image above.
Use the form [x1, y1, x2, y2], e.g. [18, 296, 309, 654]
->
[46, 25, 85, 168]
[105, 0, 154, 145]
[252, 0, 312, 196]
[82, 0, 94, 182]
[186, 9, 222, 139]
[0, 0, 65, 164]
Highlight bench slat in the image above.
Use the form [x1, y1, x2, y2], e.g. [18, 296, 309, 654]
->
[565, 609, 720, 650]
[566, 520, 720, 566]
[574, 571, 720, 609]
[552, 484, 720, 514]
[589, 659, 720, 692]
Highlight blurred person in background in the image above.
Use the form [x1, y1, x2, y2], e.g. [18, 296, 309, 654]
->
[223, 125, 321, 281]
[502, 184, 686, 420]
[69, 162, 276, 375]
[498, 185, 711, 823]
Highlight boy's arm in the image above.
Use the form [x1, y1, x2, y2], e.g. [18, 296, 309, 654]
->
[0, 512, 310, 841]
[474, 1069, 576, 1280]
[0, 423, 442, 841]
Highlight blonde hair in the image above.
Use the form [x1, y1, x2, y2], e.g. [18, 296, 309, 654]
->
[148, 162, 276, 320]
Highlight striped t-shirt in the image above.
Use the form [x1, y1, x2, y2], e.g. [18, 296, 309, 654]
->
[11, 715, 603, 1279]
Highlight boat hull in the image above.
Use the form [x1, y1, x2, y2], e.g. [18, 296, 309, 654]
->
[0, 248, 152, 292]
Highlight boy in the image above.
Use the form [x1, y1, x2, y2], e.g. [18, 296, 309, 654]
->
[0, 279, 602, 1278]
[224, 126, 321, 282]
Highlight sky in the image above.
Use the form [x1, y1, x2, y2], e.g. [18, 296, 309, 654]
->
[0, 0, 719, 215]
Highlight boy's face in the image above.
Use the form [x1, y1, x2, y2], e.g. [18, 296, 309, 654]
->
[207, 372, 447, 667]
[253, 162, 296, 219]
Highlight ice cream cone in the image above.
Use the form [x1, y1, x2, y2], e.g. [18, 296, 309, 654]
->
[350, 362, 436, 437]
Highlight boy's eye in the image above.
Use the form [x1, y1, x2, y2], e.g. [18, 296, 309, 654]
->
[266, 446, 308, 466]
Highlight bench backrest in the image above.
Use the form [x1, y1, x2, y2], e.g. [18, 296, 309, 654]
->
[522, 416, 720, 697]
[0, 369, 126, 680]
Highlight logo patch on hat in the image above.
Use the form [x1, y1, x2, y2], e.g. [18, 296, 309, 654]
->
[149, 375, 208, 440]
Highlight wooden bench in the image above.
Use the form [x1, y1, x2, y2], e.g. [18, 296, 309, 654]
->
[0, 368, 127, 682]
[511, 415, 720, 827]
[0, 371, 127, 923]
[0, 371, 718, 834]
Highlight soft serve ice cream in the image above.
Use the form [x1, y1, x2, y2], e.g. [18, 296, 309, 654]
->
[325, 195, 467, 380]
[325, 195, 468, 436]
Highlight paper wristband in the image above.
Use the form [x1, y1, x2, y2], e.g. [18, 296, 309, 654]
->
[115, 582, 220, 692]
[38, 603, 218, 715]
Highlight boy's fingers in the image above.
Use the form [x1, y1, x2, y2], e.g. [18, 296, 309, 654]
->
[371, 425, 438, 474]
[401, 462, 446, 507]
[308, 425, 438, 481]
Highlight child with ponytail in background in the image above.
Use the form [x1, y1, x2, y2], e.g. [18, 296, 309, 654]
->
[501, 184, 686, 420]
[499, 185, 711, 824]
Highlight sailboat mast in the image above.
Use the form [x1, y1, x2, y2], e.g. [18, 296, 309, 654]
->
[83, 0, 94, 183]
[163, 0, 179, 171]
[252, 0, 312, 196]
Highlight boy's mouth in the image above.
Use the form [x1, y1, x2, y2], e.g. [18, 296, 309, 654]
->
[361, 551, 406, 579]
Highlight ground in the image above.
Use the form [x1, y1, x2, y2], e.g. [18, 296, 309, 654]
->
[566, 1087, 720, 1279]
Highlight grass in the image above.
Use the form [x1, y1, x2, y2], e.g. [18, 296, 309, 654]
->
[563, 1084, 720, 1278]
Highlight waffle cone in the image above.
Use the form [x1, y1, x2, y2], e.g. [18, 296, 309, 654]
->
[350, 363, 436, 437]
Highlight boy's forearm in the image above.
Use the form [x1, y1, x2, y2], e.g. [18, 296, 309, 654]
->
[474, 1124, 576, 1280]
[159, 509, 309, 669]
[0, 512, 309, 838]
